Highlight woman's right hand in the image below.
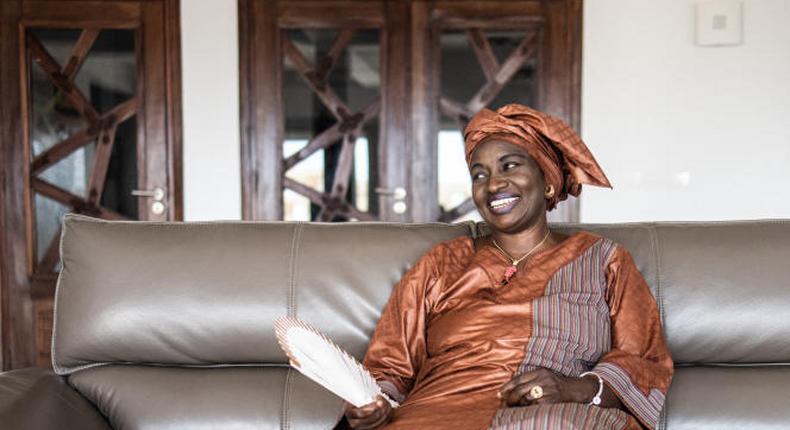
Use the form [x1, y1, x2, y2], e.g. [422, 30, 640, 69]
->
[344, 396, 392, 429]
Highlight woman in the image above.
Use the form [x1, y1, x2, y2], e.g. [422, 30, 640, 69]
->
[344, 104, 673, 429]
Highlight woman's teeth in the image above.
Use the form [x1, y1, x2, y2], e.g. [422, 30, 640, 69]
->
[489, 197, 519, 209]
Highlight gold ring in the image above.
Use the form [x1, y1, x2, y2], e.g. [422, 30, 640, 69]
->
[529, 385, 544, 400]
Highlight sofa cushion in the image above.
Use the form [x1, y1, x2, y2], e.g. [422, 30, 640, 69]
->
[553, 221, 790, 365]
[0, 368, 111, 430]
[656, 222, 790, 364]
[68, 365, 344, 430]
[53, 215, 472, 373]
[663, 366, 790, 429]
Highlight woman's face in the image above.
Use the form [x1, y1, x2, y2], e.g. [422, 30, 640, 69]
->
[469, 139, 548, 234]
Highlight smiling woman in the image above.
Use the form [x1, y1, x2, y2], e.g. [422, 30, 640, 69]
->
[342, 104, 673, 430]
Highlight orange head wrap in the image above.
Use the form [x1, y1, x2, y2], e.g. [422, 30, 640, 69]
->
[464, 104, 611, 210]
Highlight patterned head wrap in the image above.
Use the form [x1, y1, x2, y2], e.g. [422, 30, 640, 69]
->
[464, 104, 611, 210]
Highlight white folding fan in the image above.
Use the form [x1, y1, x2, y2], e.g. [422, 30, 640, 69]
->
[274, 316, 399, 408]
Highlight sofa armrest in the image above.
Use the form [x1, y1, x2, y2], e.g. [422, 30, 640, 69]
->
[0, 367, 111, 430]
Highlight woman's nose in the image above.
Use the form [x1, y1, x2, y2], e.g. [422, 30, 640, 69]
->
[487, 174, 507, 193]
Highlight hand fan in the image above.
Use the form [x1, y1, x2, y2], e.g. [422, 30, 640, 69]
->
[274, 316, 399, 408]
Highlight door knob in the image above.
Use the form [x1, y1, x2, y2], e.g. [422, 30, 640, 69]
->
[374, 187, 407, 200]
[132, 187, 167, 215]
[131, 187, 166, 201]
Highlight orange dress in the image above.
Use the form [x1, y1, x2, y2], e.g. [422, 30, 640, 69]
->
[363, 232, 673, 430]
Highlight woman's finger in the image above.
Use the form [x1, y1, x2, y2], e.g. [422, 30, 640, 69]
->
[506, 372, 556, 406]
[346, 397, 391, 429]
[505, 382, 538, 406]
[499, 372, 539, 399]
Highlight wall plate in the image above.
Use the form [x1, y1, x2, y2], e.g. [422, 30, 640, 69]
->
[696, 0, 743, 46]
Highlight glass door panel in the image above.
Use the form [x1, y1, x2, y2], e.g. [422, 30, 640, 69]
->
[26, 27, 138, 274]
[281, 28, 381, 221]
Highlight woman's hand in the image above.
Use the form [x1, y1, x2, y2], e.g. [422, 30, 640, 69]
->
[344, 396, 393, 429]
[498, 368, 598, 407]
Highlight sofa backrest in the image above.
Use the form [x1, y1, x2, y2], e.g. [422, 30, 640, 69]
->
[53, 216, 790, 374]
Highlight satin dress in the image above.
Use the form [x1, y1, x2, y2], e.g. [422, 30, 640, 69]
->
[363, 232, 673, 430]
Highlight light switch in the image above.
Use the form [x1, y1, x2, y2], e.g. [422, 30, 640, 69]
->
[695, 0, 743, 46]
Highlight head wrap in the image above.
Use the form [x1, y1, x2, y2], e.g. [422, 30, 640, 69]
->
[464, 103, 611, 210]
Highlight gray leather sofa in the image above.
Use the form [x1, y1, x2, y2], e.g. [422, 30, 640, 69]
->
[2, 214, 790, 429]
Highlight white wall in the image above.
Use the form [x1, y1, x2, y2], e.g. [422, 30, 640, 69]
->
[181, 1, 241, 220]
[178, 1, 790, 222]
[581, 0, 790, 222]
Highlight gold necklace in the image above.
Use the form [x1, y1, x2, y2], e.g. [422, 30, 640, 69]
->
[491, 230, 551, 285]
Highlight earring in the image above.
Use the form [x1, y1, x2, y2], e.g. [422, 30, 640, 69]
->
[545, 185, 555, 199]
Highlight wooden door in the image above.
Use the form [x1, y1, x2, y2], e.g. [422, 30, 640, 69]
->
[0, 0, 182, 369]
[240, 0, 409, 222]
[240, 0, 581, 224]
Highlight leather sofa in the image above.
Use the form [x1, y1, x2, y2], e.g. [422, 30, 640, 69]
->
[2, 214, 790, 429]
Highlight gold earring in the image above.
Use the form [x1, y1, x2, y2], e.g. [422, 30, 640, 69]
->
[545, 185, 555, 199]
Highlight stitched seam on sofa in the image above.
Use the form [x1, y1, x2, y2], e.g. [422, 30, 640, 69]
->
[649, 224, 666, 327]
[63, 213, 478, 228]
[50, 220, 115, 375]
[282, 367, 293, 430]
[64, 212, 790, 230]
[51, 218, 69, 374]
[61, 362, 295, 374]
[288, 224, 303, 317]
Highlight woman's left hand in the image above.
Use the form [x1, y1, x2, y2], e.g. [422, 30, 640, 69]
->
[498, 368, 597, 407]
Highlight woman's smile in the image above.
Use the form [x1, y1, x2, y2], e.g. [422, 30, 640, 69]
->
[487, 193, 521, 214]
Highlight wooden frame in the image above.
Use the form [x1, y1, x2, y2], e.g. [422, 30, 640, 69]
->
[240, 0, 582, 223]
[0, 0, 183, 370]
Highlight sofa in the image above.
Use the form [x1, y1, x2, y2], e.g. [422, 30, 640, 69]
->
[2, 214, 790, 429]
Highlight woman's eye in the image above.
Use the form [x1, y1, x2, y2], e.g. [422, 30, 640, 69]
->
[503, 162, 519, 170]
[472, 172, 486, 181]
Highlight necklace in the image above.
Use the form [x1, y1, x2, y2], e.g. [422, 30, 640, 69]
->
[491, 230, 551, 285]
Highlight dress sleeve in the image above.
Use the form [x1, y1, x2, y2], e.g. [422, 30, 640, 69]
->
[592, 245, 674, 430]
[362, 245, 443, 403]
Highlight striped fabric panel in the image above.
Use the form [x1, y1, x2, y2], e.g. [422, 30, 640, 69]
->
[517, 238, 616, 377]
[489, 403, 629, 430]
[593, 362, 665, 429]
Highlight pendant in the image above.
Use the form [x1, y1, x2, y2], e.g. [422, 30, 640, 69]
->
[502, 264, 518, 285]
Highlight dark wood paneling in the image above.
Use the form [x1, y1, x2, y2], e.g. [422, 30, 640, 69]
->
[540, 0, 582, 222]
[432, 1, 543, 19]
[408, 1, 439, 222]
[21, 1, 140, 28]
[141, 1, 169, 221]
[238, 0, 251, 218]
[378, 1, 409, 222]
[242, 0, 283, 220]
[1, 0, 36, 370]
[165, 0, 184, 221]
[278, 1, 384, 29]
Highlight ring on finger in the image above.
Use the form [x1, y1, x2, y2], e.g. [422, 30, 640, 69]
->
[529, 385, 544, 400]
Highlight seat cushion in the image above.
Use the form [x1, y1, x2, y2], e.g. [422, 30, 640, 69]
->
[68, 365, 344, 430]
[0, 368, 111, 430]
[664, 366, 790, 429]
